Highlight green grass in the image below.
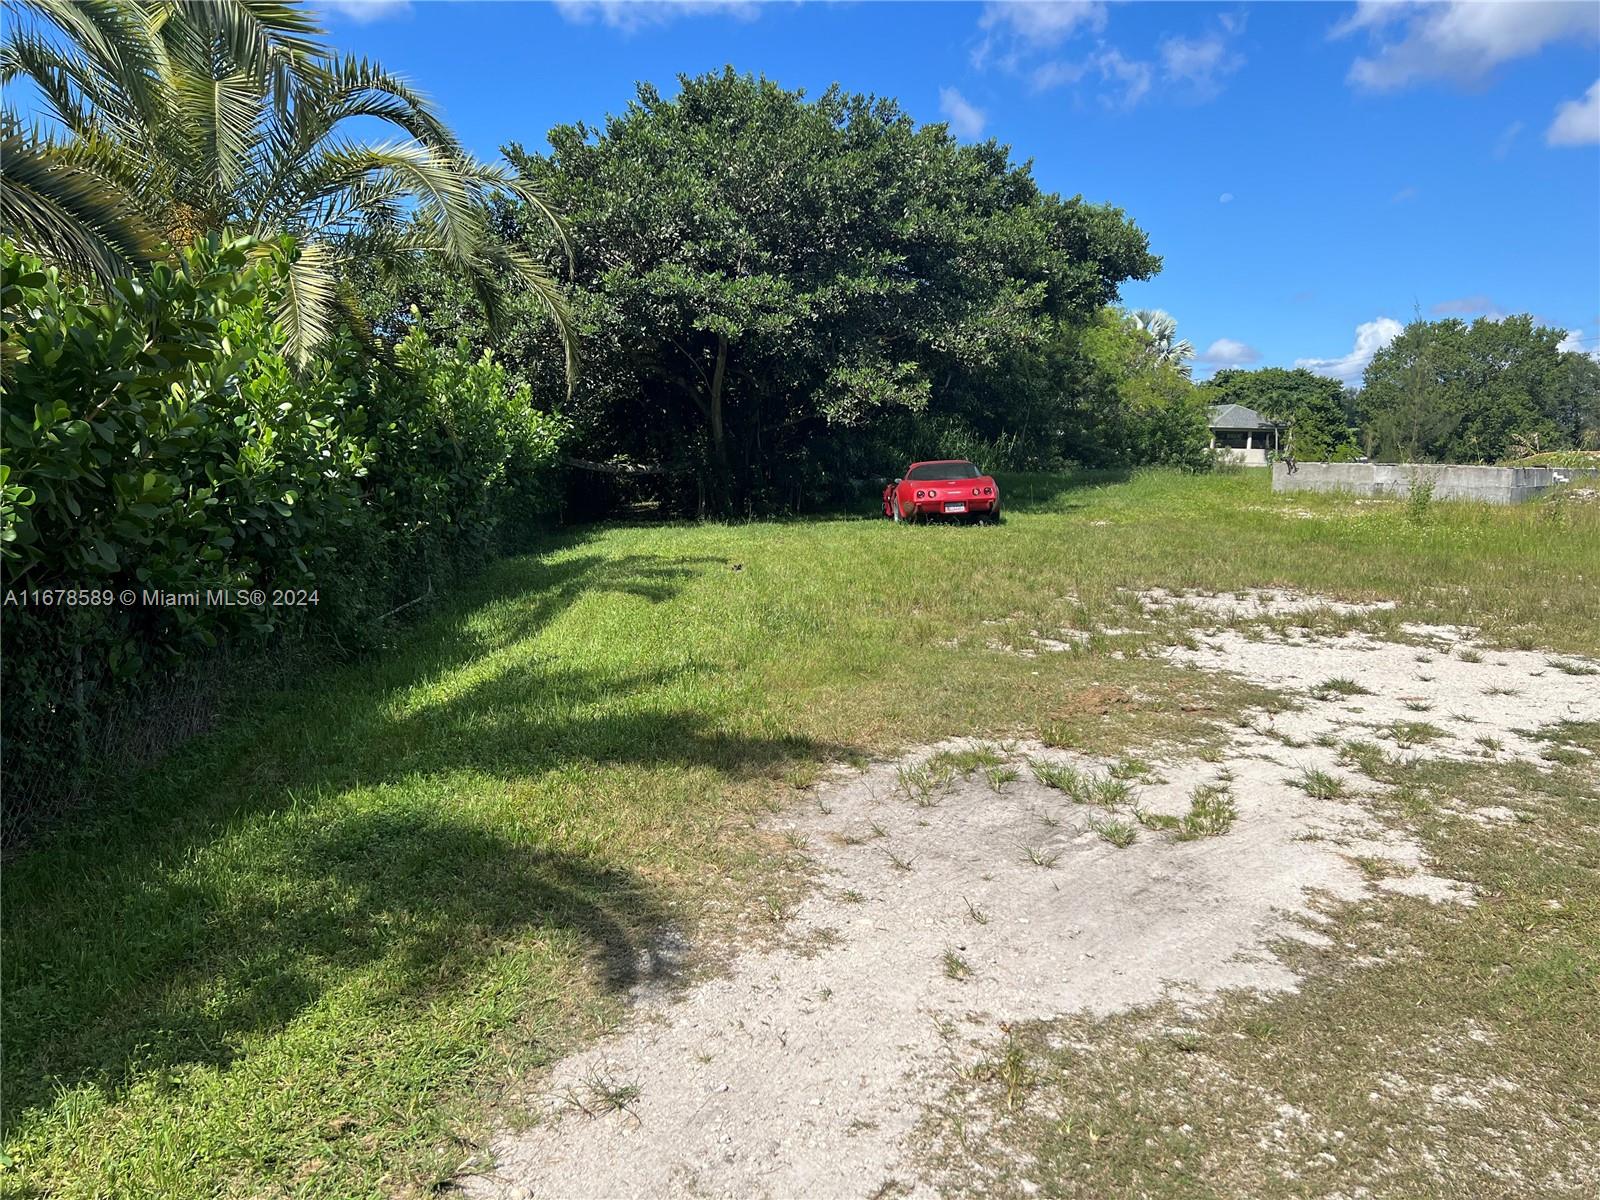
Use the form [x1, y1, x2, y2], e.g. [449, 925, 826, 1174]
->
[1179, 781, 1238, 840]
[941, 949, 974, 981]
[1294, 766, 1348, 800]
[1086, 815, 1138, 848]
[1384, 720, 1448, 748]
[1031, 761, 1085, 795]
[1027, 761, 1138, 808]
[1500, 449, 1600, 468]
[1310, 676, 1373, 701]
[1549, 658, 1600, 677]
[926, 744, 1005, 776]
[984, 764, 1021, 792]
[5, 469, 1599, 1198]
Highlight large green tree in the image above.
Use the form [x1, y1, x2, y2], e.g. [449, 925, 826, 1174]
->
[453, 69, 1158, 512]
[1546, 350, 1600, 452]
[1357, 315, 1590, 462]
[1201, 367, 1358, 461]
[1, 0, 573, 366]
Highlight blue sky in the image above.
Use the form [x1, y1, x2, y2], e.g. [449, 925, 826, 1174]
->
[319, 2, 1600, 381]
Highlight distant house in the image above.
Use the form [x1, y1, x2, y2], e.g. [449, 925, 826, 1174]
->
[1208, 403, 1287, 466]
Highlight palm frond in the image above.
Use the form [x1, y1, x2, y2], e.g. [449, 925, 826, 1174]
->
[305, 173, 412, 237]
[332, 273, 386, 361]
[0, 115, 161, 285]
[272, 236, 337, 366]
[315, 55, 460, 155]
[286, 139, 483, 265]
[153, 0, 324, 80]
[2, 3, 579, 378]
[354, 220, 579, 395]
[243, 53, 458, 228]
[467, 160, 574, 278]
[489, 242, 579, 396]
[171, 62, 262, 192]
[2, 32, 114, 138]
[10, 0, 169, 128]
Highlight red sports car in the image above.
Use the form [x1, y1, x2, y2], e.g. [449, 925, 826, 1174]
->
[882, 460, 1001, 523]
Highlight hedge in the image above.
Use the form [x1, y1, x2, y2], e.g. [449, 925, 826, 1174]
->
[1, 236, 566, 838]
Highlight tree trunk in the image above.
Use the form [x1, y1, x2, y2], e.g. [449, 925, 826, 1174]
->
[708, 333, 732, 510]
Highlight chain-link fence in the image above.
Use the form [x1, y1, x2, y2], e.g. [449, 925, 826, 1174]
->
[2, 649, 297, 851]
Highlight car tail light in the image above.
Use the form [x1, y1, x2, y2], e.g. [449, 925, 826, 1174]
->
[915, 489, 925, 499]
[928, 489, 938, 499]
[985, 486, 994, 495]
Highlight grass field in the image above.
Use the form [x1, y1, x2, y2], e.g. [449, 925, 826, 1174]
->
[4, 469, 1598, 1197]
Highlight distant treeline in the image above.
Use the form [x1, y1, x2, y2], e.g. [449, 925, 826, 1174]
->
[1202, 319, 1599, 464]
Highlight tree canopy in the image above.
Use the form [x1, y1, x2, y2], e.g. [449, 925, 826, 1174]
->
[1356, 315, 1599, 462]
[484, 69, 1160, 512]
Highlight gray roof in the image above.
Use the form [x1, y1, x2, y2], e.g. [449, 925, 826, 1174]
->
[1207, 403, 1284, 431]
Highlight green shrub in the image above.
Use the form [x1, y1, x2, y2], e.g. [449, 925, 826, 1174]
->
[1, 237, 565, 835]
[1405, 473, 1436, 526]
[363, 328, 568, 577]
[4, 238, 370, 789]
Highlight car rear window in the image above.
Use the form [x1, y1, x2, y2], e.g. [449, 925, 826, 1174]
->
[906, 462, 980, 481]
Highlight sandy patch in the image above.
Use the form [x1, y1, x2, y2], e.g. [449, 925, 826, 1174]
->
[465, 598, 1599, 1200]
[469, 736, 1439, 1198]
[1140, 587, 1396, 620]
[1163, 630, 1598, 765]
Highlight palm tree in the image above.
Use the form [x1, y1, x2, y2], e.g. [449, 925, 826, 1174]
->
[1, 0, 574, 377]
[1128, 308, 1195, 375]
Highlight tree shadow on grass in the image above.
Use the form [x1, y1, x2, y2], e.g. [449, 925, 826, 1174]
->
[12, 812, 675, 1109]
[1, 539, 833, 1139]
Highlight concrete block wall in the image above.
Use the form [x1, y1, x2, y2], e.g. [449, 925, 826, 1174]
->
[1272, 462, 1600, 504]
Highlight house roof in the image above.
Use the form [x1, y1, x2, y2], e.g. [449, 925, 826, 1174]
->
[1207, 403, 1284, 431]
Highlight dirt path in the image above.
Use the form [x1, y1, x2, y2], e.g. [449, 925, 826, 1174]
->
[465, 597, 1598, 1200]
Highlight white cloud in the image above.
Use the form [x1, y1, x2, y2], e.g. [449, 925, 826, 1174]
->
[1021, 11, 1242, 106]
[1548, 79, 1600, 146]
[1031, 58, 1088, 90]
[1431, 294, 1504, 317]
[1034, 46, 1151, 108]
[972, 0, 1113, 77]
[1218, 192, 1234, 204]
[981, 3, 1240, 108]
[1159, 31, 1244, 99]
[1336, 1, 1600, 91]
[939, 87, 987, 139]
[1295, 317, 1404, 384]
[322, 0, 411, 21]
[1559, 328, 1600, 362]
[1199, 338, 1261, 366]
[1390, 184, 1418, 203]
[975, 1, 1107, 66]
[1492, 119, 1524, 159]
[553, 0, 760, 33]
[1092, 46, 1152, 108]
